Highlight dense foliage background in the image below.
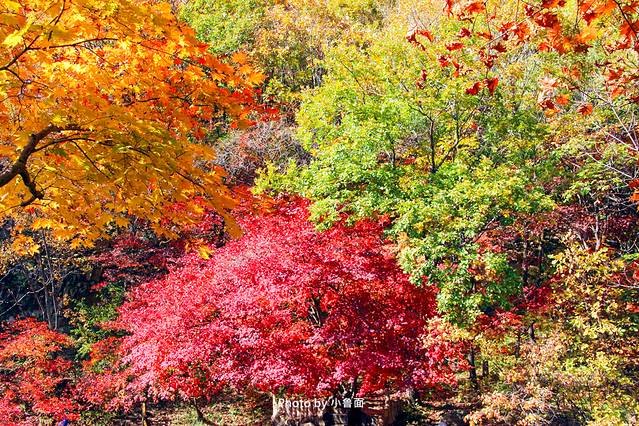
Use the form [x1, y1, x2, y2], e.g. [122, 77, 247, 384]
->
[1, 0, 638, 425]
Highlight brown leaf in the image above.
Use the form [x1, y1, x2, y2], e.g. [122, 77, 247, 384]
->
[577, 103, 593, 115]
[446, 42, 465, 51]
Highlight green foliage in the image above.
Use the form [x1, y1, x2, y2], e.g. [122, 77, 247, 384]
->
[68, 284, 125, 359]
[79, 410, 118, 426]
[258, 19, 554, 325]
[556, 102, 639, 205]
[255, 0, 394, 102]
[180, 0, 269, 55]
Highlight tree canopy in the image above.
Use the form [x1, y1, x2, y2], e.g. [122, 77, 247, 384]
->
[0, 0, 264, 252]
[1, 0, 638, 424]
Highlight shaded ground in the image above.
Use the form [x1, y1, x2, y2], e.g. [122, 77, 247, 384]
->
[103, 394, 270, 425]
[104, 399, 476, 426]
[396, 401, 478, 426]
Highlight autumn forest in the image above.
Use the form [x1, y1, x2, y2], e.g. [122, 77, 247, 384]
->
[0, 0, 638, 425]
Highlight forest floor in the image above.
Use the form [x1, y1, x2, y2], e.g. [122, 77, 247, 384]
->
[110, 398, 476, 426]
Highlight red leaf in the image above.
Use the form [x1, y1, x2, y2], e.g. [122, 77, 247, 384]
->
[513, 22, 531, 42]
[582, 8, 598, 25]
[466, 81, 483, 95]
[446, 42, 465, 51]
[406, 28, 434, 50]
[539, 99, 557, 110]
[492, 42, 507, 53]
[458, 27, 472, 37]
[438, 55, 451, 67]
[418, 29, 435, 42]
[534, 12, 561, 31]
[485, 77, 499, 95]
[452, 61, 462, 77]
[620, 21, 639, 45]
[445, 0, 455, 15]
[542, 0, 566, 8]
[465, 0, 486, 14]
[480, 50, 496, 68]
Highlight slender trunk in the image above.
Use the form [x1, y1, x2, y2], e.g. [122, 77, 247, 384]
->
[192, 399, 214, 425]
[529, 322, 536, 342]
[41, 231, 59, 330]
[522, 231, 529, 287]
[141, 402, 149, 426]
[429, 119, 437, 174]
[350, 376, 359, 398]
[482, 360, 489, 379]
[468, 346, 478, 391]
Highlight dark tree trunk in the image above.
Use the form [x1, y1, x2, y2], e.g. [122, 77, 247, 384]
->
[468, 346, 479, 390]
[192, 399, 214, 425]
[482, 360, 489, 379]
[529, 322, 536, 342]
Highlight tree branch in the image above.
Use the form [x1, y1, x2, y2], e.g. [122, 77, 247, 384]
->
[0, 124, 84, 206]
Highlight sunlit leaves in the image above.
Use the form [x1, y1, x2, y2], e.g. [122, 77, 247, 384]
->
[0, 0, 265, 250]
[258, 17, 553, 325]
[0, 319, 78, 424]
[439, 0, 639, 105]
[117, 201, 463, 400]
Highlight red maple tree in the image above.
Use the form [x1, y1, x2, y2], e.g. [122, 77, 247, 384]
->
[0, 318, 79, 425]
[116, 200, 464, 401]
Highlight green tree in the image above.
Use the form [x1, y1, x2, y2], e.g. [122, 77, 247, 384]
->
[258, 19, 555, 325]
[180, 0, 269, 55]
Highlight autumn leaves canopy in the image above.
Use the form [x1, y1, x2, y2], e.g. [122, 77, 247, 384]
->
[3, 0, 639, 251]
[1, 0, 639, 424]
[0, 0, 265, 252]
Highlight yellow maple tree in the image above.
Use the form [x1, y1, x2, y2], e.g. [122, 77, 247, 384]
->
[0, 0, 265, 250]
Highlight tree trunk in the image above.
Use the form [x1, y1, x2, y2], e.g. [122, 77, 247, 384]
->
[468, 346, 479, 391]
[529, 322, 536, 342]
[481, 360, 489, 379]
[192, 399, 214, 425]
[141, 402, 149, 426]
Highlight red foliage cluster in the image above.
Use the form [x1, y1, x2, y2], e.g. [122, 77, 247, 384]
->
[116, 200, 464, 400]
[416, 0, 639, 108]
[0, 318, 78, 425]
[92, 208, 227, 290]
[75, 337, 134, 412]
